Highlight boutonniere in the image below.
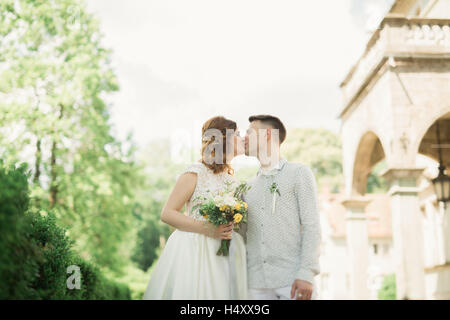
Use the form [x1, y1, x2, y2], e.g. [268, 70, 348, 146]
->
[269, 182, 281, 214]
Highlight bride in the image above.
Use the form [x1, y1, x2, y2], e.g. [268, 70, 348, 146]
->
[143, 116, 248, 300]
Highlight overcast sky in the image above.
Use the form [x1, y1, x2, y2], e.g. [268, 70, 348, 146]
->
[85, 0, 394, 154]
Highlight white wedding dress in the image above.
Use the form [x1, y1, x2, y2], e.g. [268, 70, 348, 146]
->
[142, 162, 249, 300]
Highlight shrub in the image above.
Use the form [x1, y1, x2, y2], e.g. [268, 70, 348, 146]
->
[28, 211, 76, 299]
[378, 273, 396, 300]
[71, 256, 131, 300]
[0, 161, 131, 300]
[132, 217, 163, 271]
[0, 161, 41, 299]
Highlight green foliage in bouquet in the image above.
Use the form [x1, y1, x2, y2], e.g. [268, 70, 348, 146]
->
[192, 181, 250, 256]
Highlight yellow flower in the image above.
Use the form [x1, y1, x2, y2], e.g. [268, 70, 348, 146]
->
[204, 214, 209, 219]
[234, 203, 241, 210]
[243, 202, 248, 209]
[220, 205, 226, 211]
[233, 213, 243, 223]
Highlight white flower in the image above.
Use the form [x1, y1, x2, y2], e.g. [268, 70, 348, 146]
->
[213, 190, 237, 207]
[213, 194, 225, 207]
[223, 194, 237, 207]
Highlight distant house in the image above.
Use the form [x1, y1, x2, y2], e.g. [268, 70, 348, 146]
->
[317, 186, 394, 299]
[317, 153, 449, 299]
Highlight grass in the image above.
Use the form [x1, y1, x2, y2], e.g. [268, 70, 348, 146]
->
[104, 262, 158, 300]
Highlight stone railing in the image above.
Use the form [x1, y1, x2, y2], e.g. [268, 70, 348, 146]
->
[340, 16, 450, 117]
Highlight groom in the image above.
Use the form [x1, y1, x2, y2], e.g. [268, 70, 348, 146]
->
[241, 114, 321, 300]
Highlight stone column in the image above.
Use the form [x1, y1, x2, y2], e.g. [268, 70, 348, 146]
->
[444, 204, 450, 264]
[341, 196, 372, 300]
[380, 167, 426, 300]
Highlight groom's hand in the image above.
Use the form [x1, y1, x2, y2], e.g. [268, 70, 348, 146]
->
[290, 279, 313, 300]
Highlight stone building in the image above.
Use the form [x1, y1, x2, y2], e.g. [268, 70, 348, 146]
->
[337, 0, 450, 299]
[318, 189, 395, 299]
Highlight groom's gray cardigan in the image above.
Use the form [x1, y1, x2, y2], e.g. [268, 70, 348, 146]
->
[240, 158, 321, 289]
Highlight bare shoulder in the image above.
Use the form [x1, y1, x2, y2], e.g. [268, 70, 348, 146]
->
[179, 171, 198, 182]
[182, 162, 204, 175]
[176, 163, 203, 187]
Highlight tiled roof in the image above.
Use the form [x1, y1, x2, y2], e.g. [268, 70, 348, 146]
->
[319, 185, 392, 239]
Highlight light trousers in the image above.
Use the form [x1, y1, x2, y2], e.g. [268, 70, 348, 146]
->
[249, 282, 318, 300]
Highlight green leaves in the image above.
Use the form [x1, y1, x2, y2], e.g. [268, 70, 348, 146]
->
[233, 182, 251, 200]
[281, 128, 343, 193]
[0, 161, 131, 299]
[269, 182, 281, 196]
[0, 0, 143, 274]
[378, 273, 396, 300]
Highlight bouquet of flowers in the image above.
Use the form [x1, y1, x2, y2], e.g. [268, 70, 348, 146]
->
[193, 181, 250, 256]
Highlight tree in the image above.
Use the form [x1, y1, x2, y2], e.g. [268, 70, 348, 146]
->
[131, 140, 184, 271]
[0, 0, 144, 273]
[366, 160, 389, 193]
[281, 128, 388, 194]
[281, 128, 344, 192]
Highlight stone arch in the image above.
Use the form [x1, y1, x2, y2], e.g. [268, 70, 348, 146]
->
[352, 130, 387, 195]
[415, 109, 450, 168]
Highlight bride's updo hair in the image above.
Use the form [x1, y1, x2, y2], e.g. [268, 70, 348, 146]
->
[201, 116, 236, 175]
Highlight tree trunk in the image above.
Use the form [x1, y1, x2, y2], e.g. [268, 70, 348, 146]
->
[49, 140, 57, 208]
[34, 138, 41, 183]
[49, 104, 64, 208]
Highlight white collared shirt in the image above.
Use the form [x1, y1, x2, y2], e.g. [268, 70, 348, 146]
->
[258, 158, 283, 176]
[243, 159, 321, 288]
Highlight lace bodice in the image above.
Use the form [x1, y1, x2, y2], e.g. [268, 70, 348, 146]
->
[181, 162, 237, 221]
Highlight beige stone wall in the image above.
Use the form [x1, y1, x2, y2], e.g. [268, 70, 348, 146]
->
[339, 0, 450, 300]
[424, 0, 450, 18]
[317, 237, 350, 299]
[390, 59, 450, 160]
[341, 69, 392, 196]
[425, 267, 450, 299]
[341, 59, 450, 195]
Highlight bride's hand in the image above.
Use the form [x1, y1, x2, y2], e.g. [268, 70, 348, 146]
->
[203, 222, 234, 239]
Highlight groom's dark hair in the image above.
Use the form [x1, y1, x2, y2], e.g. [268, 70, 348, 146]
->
[248, 114, 287, 144]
